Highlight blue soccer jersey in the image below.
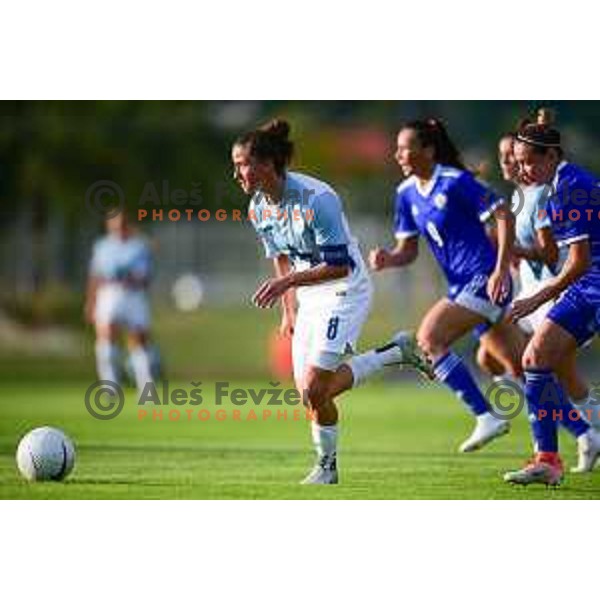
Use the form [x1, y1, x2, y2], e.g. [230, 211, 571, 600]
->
[546, 161, 600, 258]
[249, 171, 371, 302]
[545, 161, 600, 344]
[393, 164, 504, 289]
[90, 234, 153, 282]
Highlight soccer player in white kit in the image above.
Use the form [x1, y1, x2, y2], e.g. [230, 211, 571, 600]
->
[232, 119, 431, 484]
[85, 211, 155, 393]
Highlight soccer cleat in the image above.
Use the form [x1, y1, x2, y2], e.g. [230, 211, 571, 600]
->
[504, 453, 564, 486]
[571, 429, 600, 473]
[300, 456, 338, 485]
[380, 331, 435, 380]
[459, 412, 510, 453]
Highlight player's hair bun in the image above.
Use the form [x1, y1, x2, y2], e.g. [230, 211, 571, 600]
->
[260, 118, 291, 141]
[235, 118, 294, 176]
[536, 107, 556, 126]
[516, 113, 561, 150]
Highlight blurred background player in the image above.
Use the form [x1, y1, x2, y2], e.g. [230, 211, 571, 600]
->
[369, 118, 524, 453]
[232, 119, 429, 484]
[85, 211, 155, 393]
[505, 120, 600, 485]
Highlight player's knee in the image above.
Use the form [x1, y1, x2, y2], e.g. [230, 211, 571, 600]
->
[97, 324, 119, 343]
[522, 340, 550, 371]
[303, 378, 330, 409]
[417, 330, 444, 358]
[128, 329, 148, 347]
[476, 346, 493, 374]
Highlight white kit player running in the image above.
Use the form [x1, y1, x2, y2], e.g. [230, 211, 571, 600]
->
[85, 211, 155, 393]
[232, 119, 431, 485]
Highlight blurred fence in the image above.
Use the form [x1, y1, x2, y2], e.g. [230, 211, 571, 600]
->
[0, 206, 443, 318]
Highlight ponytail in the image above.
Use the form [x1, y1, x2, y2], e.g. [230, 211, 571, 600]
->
[402, 118, 466, 171]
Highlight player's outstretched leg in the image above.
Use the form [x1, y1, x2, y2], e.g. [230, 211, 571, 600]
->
[346, 330, 434, 385]
[418, 300, 511, 453]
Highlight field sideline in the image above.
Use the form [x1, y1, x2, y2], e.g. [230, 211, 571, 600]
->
[1, 379, 600, 499]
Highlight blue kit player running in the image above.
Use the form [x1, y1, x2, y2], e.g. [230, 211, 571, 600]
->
[232, 119, 430, 485]
[370, 118, 524, 453]
[477, 114, 600, 474]
[506, 120, 600, 485]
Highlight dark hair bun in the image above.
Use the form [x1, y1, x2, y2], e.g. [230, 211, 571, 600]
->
[235, 118, 294, 176]
[260, 118, 291, 141]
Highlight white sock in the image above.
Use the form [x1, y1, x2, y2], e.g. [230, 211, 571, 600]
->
[129, 347, 154, 392]
[571, 396, 600, 429]
[311, 421, 338, 466]
[347, 346, 402, 387]
[95, 341, 119, 383]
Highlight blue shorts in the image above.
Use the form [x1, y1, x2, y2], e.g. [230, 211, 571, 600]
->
[447, 274, 513, 340]
[547, 283, 599, 347]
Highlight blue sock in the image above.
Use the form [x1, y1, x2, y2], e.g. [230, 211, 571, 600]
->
[433, 352, 488, 416]
[524, 369, 561, 453]
[559, 387, 590, 439]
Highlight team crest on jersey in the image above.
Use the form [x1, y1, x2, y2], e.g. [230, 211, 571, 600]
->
[433, 193, 448, 210]
[411, 205, 419, 217]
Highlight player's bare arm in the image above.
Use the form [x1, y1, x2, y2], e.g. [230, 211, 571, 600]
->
[509, 239, 591, 322]
[84, 275, 99, 325]
[253, 262, 349, 309]
[487, 203, 514, 304]
[273, 254, 297, 336]
[368, 236, 419, 271]
[512, 226, 559, 266]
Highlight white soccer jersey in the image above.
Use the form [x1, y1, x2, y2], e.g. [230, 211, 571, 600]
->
[90, 233, 152, 283]
[513, 183, 566, 290]
[249, 171, 371, 306]
[90, 233, 153, 330]
[512, 183, 566, 333]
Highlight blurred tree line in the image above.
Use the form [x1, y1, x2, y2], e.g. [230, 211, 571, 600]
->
[1, 100, 600, 300]
[2, 100, 600, 219]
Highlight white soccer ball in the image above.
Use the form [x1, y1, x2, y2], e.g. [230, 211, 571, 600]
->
[16, 427, 76, 482]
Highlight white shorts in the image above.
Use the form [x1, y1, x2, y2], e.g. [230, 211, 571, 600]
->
[95, 285, 150, 331]
[292, 290, 372, 387]
[515, 280, 554, 334]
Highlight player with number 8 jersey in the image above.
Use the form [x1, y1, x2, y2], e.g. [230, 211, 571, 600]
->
[249, 167, 373, 383]
[232, 118, 431, 484]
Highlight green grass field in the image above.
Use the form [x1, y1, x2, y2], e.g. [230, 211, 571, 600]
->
[2, 378, 600, 499]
